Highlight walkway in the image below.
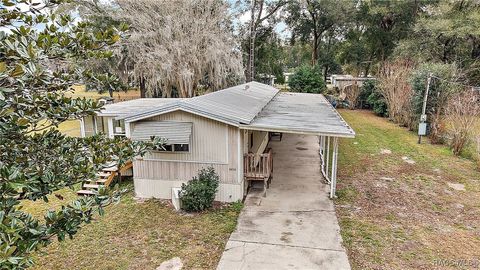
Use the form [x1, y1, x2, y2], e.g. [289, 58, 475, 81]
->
[217, 134, 351, 270]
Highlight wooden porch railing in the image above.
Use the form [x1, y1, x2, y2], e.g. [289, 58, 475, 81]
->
[244, 148, 273, 180]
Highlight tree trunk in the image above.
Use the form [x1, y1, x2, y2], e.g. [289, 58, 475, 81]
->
[323, 65, 328, 82]
[471, 36, 480, 59]
[139, 77, 146, 98]
[311, 37, 318, 66]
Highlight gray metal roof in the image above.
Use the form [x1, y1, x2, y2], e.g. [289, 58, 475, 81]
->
[98, 82, 354, 138]
[131, 121, 192, 144]
[242, 92, 355, 138]
[98, 98, 184, 117]
[121, 81, 279, 125]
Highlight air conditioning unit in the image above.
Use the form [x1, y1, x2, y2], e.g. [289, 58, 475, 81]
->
[171, 187, 182, 211]
[115, 126, 124, 133]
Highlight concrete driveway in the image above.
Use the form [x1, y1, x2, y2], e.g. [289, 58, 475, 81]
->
[217, 134, 350, 270]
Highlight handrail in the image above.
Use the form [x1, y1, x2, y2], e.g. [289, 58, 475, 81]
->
[104, 171, 117, 187]
[119, 161, 133, 174]
[244, 148, 273, 179]
[104, 160, 133, 187]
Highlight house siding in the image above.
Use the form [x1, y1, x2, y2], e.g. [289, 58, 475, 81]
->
[134, 178, 243, 203]
[132, 110, 244, 202]
[134, 111, 229, 163]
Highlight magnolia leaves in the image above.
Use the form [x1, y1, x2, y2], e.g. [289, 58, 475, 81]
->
[0, 1, 134, 269]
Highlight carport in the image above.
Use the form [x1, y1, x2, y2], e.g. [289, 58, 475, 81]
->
[241, 92, 355, 198]
[217, 133, 352, 270]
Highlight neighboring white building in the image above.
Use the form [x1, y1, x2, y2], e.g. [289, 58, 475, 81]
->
[283, 72, 294, 83]
[331, 75, 376, 90]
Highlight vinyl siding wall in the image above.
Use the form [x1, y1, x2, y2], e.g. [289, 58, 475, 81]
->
[132, 110, 244, 202]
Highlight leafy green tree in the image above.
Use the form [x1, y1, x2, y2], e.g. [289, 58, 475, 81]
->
[235, 0, 287, 82]
[284, 43, 312, 70]
[239, 25, 286, 84]
[0, 1, 160, 268]
[395, 0, 480, 85]
[284, 0, 353, 72]
[338, 0, 425, 76]
[288, 65, 326, 93]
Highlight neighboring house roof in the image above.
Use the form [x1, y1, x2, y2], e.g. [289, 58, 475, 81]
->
[98, 81, 355, 138]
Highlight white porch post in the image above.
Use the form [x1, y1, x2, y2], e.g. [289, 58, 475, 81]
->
[93, 116, 98, 135]
[79, 118, 86, 138]
[326, 136, 330, 183]
[329, 137, 339, 199]
[125, 122, 131, 138]
[319, 136, 325, 174]
[107, 117, 114, 139]
[238, 129, 244, 198]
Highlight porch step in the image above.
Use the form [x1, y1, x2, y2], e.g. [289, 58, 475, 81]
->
[77, 190, 96, 196]
[83, 184, 102, 189]
[77, 161, 131, 197]
[96, 178, 108, 184]
[102, 166, 118, 172]
[96, 172, 111, 178]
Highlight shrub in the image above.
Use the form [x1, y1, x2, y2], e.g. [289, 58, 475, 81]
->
[288, 65, 326, 93]
[444, 90, 480, 156]
[378, 60, 415, 129]
[275, 74, 286, 85]
[344, 83, 362, 110]
[358, 80, 374, 109]
[180, 167, 219, 212]
[410, 62, 462, 143]
[361, 80, 388, 116]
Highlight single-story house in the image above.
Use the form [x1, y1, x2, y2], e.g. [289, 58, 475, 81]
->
[80, 82, 355, 202]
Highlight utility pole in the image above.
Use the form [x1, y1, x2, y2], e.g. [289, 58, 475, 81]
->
[418, 73, 432, 144]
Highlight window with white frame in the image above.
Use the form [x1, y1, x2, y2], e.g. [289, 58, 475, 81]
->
[113, 119, 126, 136]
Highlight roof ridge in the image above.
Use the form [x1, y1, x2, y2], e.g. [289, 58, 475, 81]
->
[121, 81, 279, 125]
[244, 85, 280, 124]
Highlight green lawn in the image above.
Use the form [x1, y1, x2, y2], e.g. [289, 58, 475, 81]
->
[28, 184, 241, 270]
[336, 109, 480, 270]
[58, 120, 81, 137]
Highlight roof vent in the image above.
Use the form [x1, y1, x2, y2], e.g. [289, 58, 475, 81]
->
[244, 85, 250, 91]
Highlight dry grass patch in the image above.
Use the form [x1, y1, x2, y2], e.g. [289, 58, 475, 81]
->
[336, 110, 480, 270]
[68, 84, 140, 101]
